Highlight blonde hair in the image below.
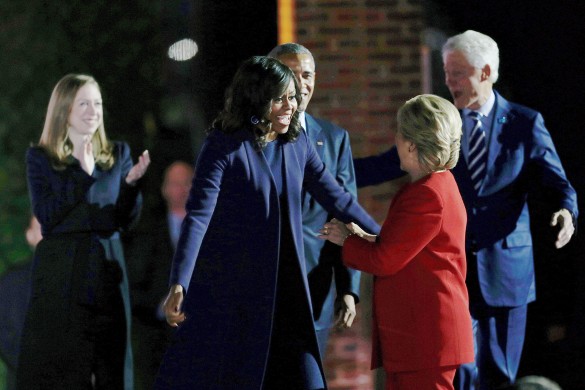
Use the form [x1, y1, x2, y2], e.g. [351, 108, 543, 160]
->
[39, 74, 114, 170]
[397, 94, 462, 172]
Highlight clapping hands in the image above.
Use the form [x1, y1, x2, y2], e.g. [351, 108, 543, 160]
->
[125, 150, 151, 185]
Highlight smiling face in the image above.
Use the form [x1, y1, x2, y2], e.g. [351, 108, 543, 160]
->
[68, 83, 102, 138]
[265, 79, 297, 140]
[443, 50, 492, 110]
[276, 53, 315, 112]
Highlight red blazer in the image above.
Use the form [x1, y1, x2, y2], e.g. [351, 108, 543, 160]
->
[343, 171, 474, 372]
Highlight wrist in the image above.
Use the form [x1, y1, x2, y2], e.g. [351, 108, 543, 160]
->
[341, 231, 355, 246]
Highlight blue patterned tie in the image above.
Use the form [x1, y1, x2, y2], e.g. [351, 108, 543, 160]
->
[468, 111, 486, 191]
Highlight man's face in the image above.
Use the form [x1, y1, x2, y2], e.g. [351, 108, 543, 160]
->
[162, 163, 193, 211]
[443, 50, 490, 110]
[277, 53, 315, 112]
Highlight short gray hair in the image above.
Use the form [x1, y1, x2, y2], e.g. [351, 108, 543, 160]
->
[267, 43, 316, 69]
[397, 94, 462, 172]
[442, 30, 499, 83]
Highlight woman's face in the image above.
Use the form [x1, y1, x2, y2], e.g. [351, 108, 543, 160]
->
[266, 79, 297, 137]
[68, 83, 103, 138]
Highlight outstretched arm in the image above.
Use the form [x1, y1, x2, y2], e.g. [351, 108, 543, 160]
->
[353, 147, 405, 188]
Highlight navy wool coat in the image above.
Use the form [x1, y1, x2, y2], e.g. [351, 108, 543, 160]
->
[156, 128, 380, 389]
[19, 143, 140, 390]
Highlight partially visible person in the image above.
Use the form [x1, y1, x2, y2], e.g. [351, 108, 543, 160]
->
[0, 216, 41, 390]
[17, 74, 150, 390]
[321, 94, 474, 389]
[127, 161, 193, 390]
[154, 56, 380, 390]
[500, 376, 562, 390]
[268, 42, 360, 359]
[353, 30, 578, 390]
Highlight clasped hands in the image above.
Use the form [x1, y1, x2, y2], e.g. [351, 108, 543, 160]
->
[318, 218, 371, 246]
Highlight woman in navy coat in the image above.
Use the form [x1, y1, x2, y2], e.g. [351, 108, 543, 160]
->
[155, 57, 380, 390]
[17, 74, 150, 390]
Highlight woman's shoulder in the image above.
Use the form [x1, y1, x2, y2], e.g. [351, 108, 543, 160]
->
[26, 145, 51, 163]
[27, 144, 46, 155]
[205, 128, 251, 151]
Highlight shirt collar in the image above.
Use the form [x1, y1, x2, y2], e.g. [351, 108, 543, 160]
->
[298, 111, 307, 131]
[463, 90, 495, 118]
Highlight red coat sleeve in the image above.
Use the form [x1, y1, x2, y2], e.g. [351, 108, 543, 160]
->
[342, 184, 443, 276]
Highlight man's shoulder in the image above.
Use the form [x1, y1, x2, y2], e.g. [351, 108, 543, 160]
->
[306, 113, 348, 136]
[495, 91, 540, 120]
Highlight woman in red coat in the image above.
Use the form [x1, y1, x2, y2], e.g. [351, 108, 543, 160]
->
[321, 94, 474, 389]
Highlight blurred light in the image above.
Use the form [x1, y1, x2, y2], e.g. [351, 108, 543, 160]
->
[278, 0, 296, 44]
[168, 38, 198, 61]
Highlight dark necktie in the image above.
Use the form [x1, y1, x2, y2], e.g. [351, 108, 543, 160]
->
[468, 111, 486, 191]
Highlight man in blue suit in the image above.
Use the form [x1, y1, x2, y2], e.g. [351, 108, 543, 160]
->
[353, 30, 578, 389]
[268, 43, 362, 359]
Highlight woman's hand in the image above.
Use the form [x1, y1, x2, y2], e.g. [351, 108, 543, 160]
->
[125, 150, 150, 185]
[319, 218, 376, 245]
[72, 135, 95, 175]
[318, 218, 351, 246]
[163, 284, 186, 327]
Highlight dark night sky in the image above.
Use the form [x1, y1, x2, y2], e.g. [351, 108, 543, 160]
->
[434, 3, 585, 385]
[434, 1, 585, 192]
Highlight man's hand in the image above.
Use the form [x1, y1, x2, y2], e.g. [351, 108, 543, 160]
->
[550, 208, 575, 249]
[333, 294, 356, 329]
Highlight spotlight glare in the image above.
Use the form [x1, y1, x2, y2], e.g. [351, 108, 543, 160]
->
[168, 38, 198, 61]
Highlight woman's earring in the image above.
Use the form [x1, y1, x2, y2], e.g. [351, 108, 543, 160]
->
[250, 116, 260, 125]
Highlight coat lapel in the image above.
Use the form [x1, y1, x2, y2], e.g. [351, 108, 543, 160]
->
[483, 92, 513, 192]
[305, 114, 325, 161]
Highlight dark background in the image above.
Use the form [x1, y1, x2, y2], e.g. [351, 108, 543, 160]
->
[431, 2, 585, 387]
[1, 0, 584, 387]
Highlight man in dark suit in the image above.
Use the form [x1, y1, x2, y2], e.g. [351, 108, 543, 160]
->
[126, 161, 193, 390]
[268, 43, 362, 359]
[353, 30, 578, 389]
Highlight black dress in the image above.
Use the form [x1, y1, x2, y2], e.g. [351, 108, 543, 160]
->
[261, 139, 325, 390]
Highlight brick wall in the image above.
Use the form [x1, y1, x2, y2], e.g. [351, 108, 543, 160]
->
[296, 0, 426, 221]
[295, 1, 427, 388]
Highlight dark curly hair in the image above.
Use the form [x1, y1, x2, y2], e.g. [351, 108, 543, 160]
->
[211, 56, 301, 149]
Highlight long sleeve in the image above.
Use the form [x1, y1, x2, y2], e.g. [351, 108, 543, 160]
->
[26, 147, 95, 233]
[169, 133, 226, 291]
[303, 136, 380, 235]
[353, 147, 405, 188]
[343, 184, 442, 277]
[331, 129, 361, 298]
[114, 143, 142, 231]
[528, 112, 578, 219]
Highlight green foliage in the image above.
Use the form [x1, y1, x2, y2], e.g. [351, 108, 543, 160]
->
[0, 0, 163, 273]
[0, 358, 6, 390]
